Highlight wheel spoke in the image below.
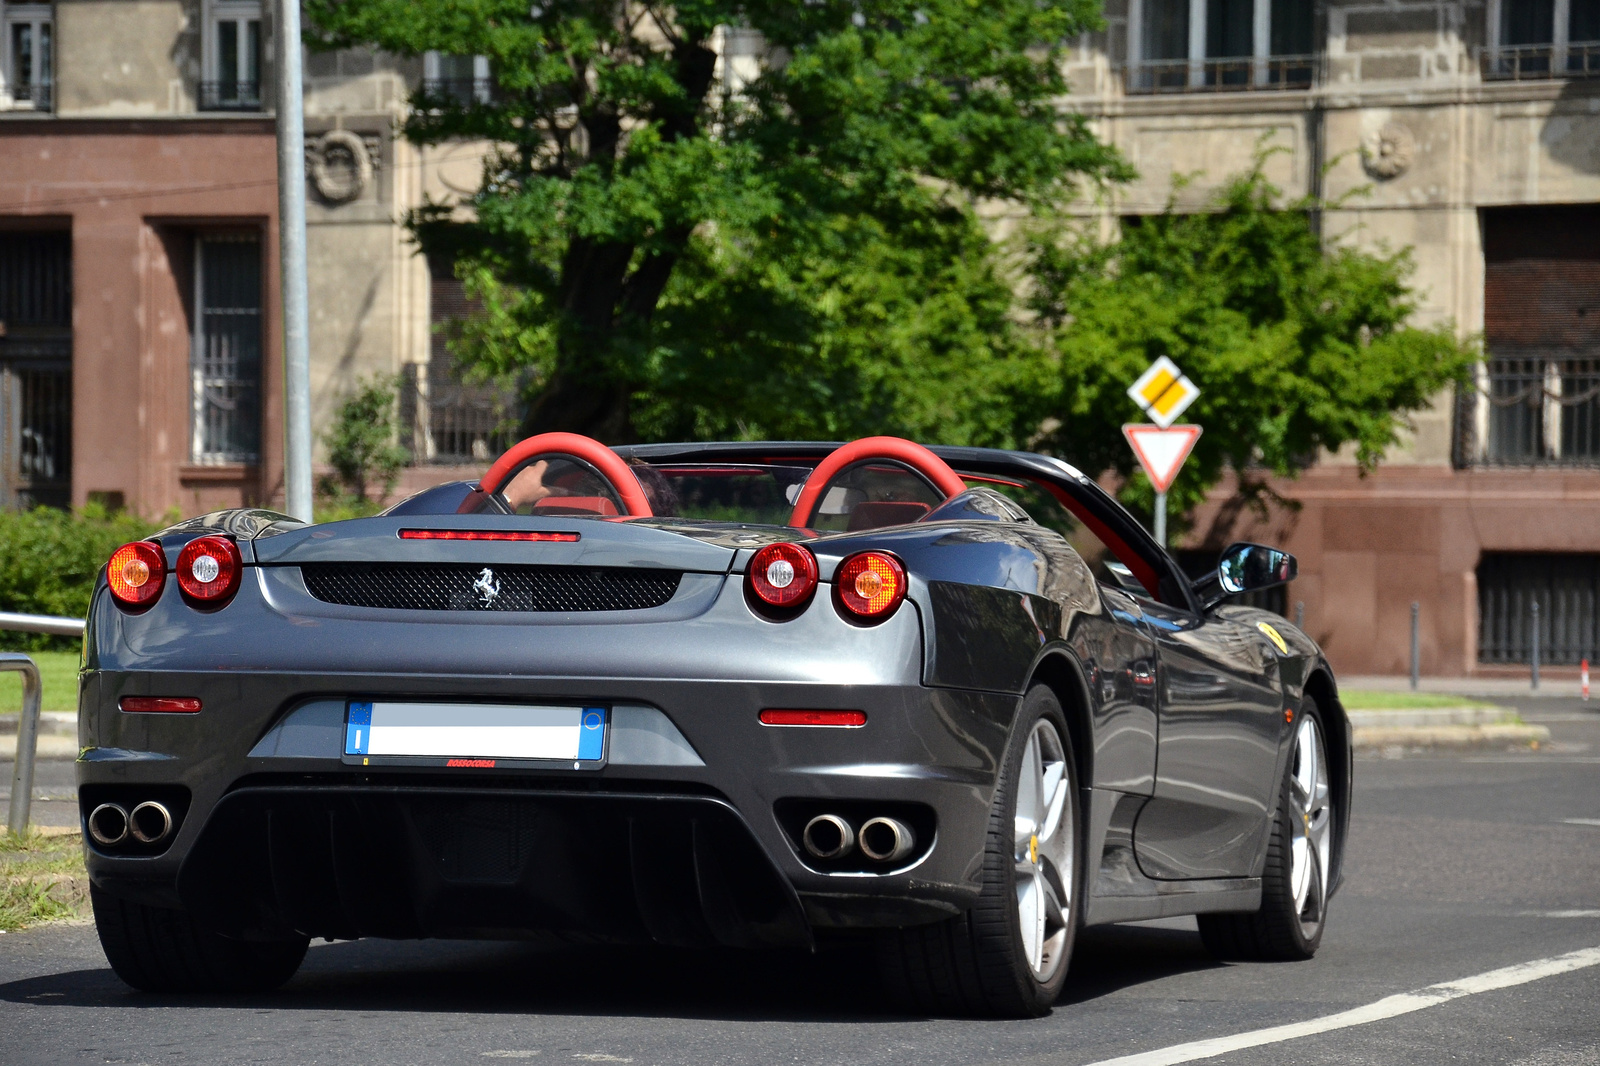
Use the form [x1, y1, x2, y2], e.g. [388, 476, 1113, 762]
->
[1038, 762, 1068, 844]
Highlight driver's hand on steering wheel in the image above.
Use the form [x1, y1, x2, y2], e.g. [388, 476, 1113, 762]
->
[503, 460, 552, 512]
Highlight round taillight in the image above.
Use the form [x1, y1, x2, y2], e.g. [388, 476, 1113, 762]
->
[834, 551, 907, 623]
[746, 542, 819, 613]
[175, 535, 242, 606]
[107, 542, 166, 610]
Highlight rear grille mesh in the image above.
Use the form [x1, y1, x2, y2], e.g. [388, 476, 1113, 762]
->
[299, 563, 682, 612]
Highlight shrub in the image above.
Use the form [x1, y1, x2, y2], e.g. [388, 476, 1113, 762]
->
[320, 375, 410, 505]
[0, 505, 158, 651]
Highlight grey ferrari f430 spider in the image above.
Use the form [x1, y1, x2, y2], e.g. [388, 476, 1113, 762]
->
[80, 434, 1348, 1017]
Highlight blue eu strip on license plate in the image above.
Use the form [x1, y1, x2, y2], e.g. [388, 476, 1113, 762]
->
[344, 701, 607, 763]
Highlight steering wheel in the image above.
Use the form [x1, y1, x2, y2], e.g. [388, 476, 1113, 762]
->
[788, 436, 967, 528]
[479, 432, 653, 517]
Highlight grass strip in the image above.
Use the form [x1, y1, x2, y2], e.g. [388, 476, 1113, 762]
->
[0, 650, 80, 714]
[1340, 690, 1499, 710]
[0, 829, 89, 932]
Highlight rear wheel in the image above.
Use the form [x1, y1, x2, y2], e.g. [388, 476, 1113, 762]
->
[91, 885, 308, 993]
[877, 685, 1080, 1017]
[1198, 696, 1334, 961]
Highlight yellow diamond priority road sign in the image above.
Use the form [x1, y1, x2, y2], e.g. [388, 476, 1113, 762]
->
[1127, 356, 1200, 429]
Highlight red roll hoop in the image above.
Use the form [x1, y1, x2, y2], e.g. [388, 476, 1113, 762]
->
[788, 436, 967, 528]
[478, 432, 653, 517]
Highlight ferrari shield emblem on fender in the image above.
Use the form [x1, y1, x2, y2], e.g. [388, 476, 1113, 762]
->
[473, 567, 501, 607]
[1257, 622, 1289, 655]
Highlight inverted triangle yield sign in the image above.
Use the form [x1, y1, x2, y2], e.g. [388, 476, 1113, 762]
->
[1123, 424, 1202, 493]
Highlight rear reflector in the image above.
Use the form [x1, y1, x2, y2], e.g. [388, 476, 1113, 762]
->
[120, 697, 202, 714]
[759, 709, 867, 727]
[399, 529, 581, 542]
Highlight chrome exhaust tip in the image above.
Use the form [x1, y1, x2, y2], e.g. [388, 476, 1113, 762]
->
[128, 801, 173, 845]
[859, 816, 915, 863]
[801, 814, 856, 860]
[88, 803, 129, 847]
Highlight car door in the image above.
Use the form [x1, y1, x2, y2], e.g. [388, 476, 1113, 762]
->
[1132, 596, 1286, 880]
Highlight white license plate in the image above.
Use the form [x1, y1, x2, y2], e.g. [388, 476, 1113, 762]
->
[344, 701, 607, 762]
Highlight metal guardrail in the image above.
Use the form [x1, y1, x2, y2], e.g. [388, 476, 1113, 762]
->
[3, 653, 42, 835]
[0, 612, 82, 834]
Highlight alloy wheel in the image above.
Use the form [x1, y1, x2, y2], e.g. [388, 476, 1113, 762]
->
[1013, 718, 1074, 983]
[1289, 712, 1333, 939]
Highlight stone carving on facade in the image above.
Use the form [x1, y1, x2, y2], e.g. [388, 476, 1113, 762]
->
[306, 130, 379, 204]
[1361, 121, 1415, 180]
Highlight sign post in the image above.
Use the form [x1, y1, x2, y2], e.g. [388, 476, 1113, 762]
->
[1123, 424, 1202, 546]
[1126, 356, 1202, 547]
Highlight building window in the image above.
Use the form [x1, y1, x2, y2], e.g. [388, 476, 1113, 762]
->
[0, 231, 71, 509]
[191, 235, 262, 465]
[1484, 0, 1600, 80]
[201, 0, 263, 111]
[1478, 553, 1600, 665]
[1127, 0, 1316, 93]
[1458, 206, 1600, 468]
[399, 256, 519, 464]
[2, 4, 52, 111]
[421, 51, 492, 105]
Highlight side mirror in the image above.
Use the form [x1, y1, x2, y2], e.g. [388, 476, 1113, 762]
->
[1196, 542, 1297, 610]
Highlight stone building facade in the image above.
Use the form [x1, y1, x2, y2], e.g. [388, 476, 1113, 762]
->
[0, 0, 483, 516]
[1066, 0, 1600, 676]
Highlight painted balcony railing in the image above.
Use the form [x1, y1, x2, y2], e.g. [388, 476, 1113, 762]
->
[1481, 41, 1600, 80]
[198, 80, 263, 111]
[1122, 54, 1320, 95]
[1455, 357, 1600, 469]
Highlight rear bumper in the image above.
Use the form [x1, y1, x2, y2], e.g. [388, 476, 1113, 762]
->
[78, 671, 1018, 941]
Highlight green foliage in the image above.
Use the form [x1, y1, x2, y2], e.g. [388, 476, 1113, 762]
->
[0, 506, 157, 651]
[1022, 160, 1479, 525]
[319, 375, 410, 504]
[305, 0, 1128, 442]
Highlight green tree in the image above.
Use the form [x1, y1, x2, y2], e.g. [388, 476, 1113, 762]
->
[1022, 162, 1478, 526]
[306, 0, 1127, 442]
[320, 376, 411, 504]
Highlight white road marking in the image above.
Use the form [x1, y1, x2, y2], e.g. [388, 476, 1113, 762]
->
[1519, 910, 1600, 919]
[482, 1054, 541, 1060]
[1077, 946, 1600, 1066]
[1562, 818, 1600, 827]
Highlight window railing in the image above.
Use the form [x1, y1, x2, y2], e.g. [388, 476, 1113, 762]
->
[3, 81, 51, 111]
[198, 80, 263, 111]
[398, 362, 521, 465]
[1455, 356, 1600, 468]
[1481, 41, 1600, 81]
[418, 77, 496, 106]
[1123, 54, 1320, 95]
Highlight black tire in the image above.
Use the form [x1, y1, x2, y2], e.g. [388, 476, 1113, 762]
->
[91, 885, 308, 993]
[1198, 694, 1333, 962]
[877, 684, 1081, 1017]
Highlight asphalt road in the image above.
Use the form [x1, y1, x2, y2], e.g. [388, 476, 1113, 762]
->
[2, 699, 1598, 1066]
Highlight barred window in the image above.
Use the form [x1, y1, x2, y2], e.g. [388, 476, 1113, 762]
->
[1478, 553, 1600, 665]
[1127, 0, 1317, 93]
[191, 235, 262, 465]
[1460, 206, 1600, 467]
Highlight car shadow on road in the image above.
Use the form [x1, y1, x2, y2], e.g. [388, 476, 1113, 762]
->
[0, 923, 1220, 1022]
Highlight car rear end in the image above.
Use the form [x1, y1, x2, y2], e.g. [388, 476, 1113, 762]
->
[79, 511, 1013, 949]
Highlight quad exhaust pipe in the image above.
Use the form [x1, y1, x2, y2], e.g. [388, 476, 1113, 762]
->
[802, 814, 855, 859]
[88, 803, 128, 847]
[88, 800, 174, 847]
[801, 813, 916, 864]
[858, 816, 915, 863]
